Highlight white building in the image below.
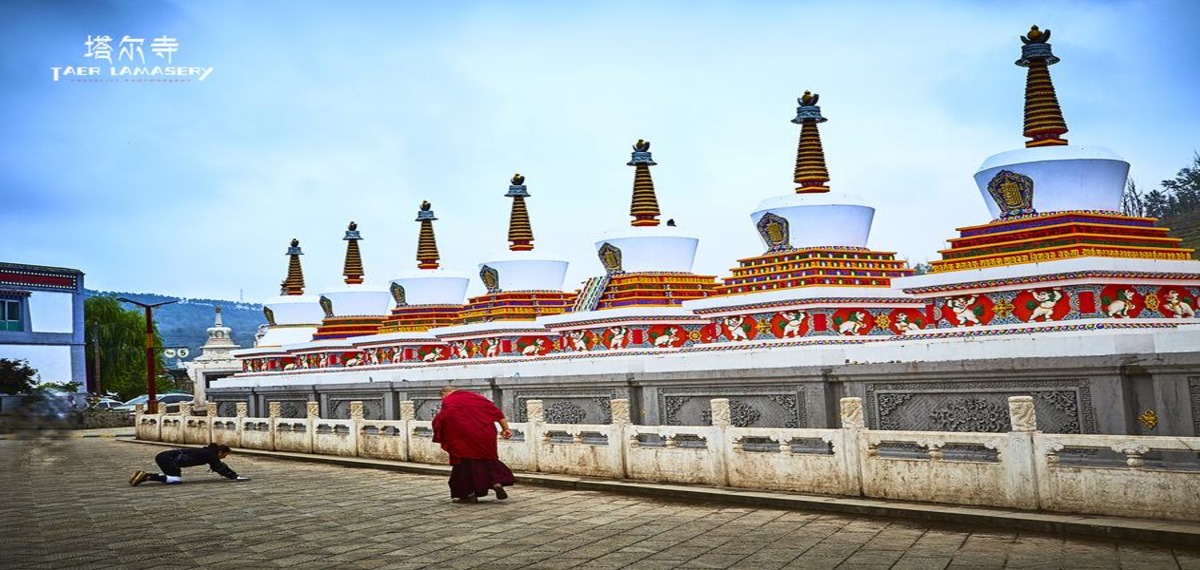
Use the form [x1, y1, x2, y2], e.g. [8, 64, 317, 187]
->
[0, 262, 86, 388]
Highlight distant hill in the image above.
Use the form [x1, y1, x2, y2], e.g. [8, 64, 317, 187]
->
[1161, 209, 1200, 259]
[85, 290, 264, 364]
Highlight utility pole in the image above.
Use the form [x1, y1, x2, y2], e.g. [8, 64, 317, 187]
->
[117, 298, 176, 413]
[91, 328, 102, 396]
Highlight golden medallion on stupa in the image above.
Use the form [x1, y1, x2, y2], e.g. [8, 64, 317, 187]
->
[756, 213, 791, 251]
[319, 295, 335, 319]
[390, 282, 407, 306]
[480, 265, 501, 294]
[598, 242, 623, 275]
[986, 170, 1035, 218]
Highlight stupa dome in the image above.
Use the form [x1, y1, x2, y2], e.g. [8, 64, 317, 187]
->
[751, 192, 875, 249]
[974, 146, 1129, 219]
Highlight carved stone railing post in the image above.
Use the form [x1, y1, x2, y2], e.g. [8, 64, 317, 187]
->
[838, 397, 866, 497]
[709, 398, 732, 487]
[1008, 396, 1037, 432]
[526, 400, 544, 425]
[306, 401, 319, 419]
[398, 400, 415, 462]
[349, 401, 364, 420]
[268, 402, 281, 419]
[840, 397, 865, 429]
[178, 402, 192, 416]
[611, 398, 632, 480]
[1006, 395, 1041, 510]
[710, 398, 731, 428]
[527, 400, 544, 473]
[206, 403, 218, 417]
[610, 399, 630, 426]
[236, 402, 248, 418]
[134, 403, 145, 416]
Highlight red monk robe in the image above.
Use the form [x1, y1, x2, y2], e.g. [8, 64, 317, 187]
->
[432, 388, 515, 502]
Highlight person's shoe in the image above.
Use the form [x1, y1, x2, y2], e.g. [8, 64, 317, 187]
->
[129, 470, 149, 487]
[453, 495, 478, 504]
[492, 484, 508, 500]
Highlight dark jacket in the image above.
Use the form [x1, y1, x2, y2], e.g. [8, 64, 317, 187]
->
[171, 447, 239, 479]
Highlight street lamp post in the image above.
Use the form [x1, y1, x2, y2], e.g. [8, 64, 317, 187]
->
[116, 297, 176, 413]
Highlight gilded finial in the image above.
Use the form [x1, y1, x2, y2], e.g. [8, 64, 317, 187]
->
[628, 138, 660, 226]
[1016, 24, 1068, 147]
[342, 221, 365, 284]
[1020, 25, 1050, 45]
[792, 90, 830, 193]
[506, 174, 534, 251]
[415, 200, 440, 269]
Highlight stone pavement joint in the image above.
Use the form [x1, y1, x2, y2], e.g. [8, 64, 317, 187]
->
[121, 438, 1200, 549]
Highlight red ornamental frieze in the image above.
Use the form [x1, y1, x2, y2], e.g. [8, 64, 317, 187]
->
[694, 323, 720, 344]
[599, 325, 635, 349]
[560, 329, 600, 352]
[887, 308, 926, 334]
[1154, 286, 1198, 319]
[475, 337, 505, 358]
[1099, 285, 1143, 318]
[516, 336, 555, 356]
[717, 314, 756, 341]
[448, 340, 476, 359]
[417, 345, 450, 362]
[939, 294, 994, 327]
[831, 308, 874, 336]
[646, 324, 689, 348]
[1012, 287, 1070, 322]
[769, 310, 810, 339]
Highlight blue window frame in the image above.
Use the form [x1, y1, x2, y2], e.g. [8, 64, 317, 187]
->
[2, 300, 22, 331]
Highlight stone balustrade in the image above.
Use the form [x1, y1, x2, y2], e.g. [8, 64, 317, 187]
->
[135, 395, 1200, 521]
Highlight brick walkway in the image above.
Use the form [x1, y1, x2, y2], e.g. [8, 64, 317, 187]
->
[3, 438, 1198, 569]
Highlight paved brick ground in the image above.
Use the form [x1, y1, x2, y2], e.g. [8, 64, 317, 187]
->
[3, 437, 1199, 570]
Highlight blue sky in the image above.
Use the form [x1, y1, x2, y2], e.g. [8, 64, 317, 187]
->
[3, 0, 1199, 302]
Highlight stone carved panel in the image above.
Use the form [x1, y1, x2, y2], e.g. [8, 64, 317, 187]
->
[865, 379, 1095, 434]
[1190, 377, 1200, 437]
[328, 395, 384, 420]
[659, 387, 806, 428]
[267, 399, 309, 419]
[214, 400, 240, 418]
[545, 401, 588, 424]
[929, 397, 1009, 433]
[512, 388, 630, 424]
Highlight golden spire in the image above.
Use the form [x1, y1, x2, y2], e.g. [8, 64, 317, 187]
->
[627, 139, 661, 227]
[791, 91, 830, 194]
[282, 238, 306, 295]
[506, 173, 534, 251]
[415, 201, 440, 270]
[1017, 25, 1069, 147]
[342, 221, 364, 285]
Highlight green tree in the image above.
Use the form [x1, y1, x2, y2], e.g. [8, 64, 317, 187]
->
[1160, 152, 1200, 215]
[85, 296, 166, 400]
[0, 358, 38, 395]
[1121, 179, 1145, 217]
[911, 262, 933, 275]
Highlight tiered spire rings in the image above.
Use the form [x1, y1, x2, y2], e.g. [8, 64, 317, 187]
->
[342, 222, 365, 285]
[628, 140, 661, 227]
[415, 201, 441, 270]
[282, 238, 306, 295]
[506, 173, 534, 251]
[791, 91, 831, 194]
[1018, 26, 1069, 148]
